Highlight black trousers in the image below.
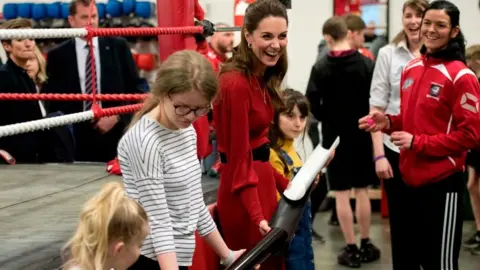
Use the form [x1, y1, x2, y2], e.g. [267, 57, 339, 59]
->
[384, 147, 464, 270]
[128, 255, 189, 270]
[310, 173, 328, 222]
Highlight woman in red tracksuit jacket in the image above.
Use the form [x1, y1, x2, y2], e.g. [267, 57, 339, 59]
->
[359, 1, 480, 269]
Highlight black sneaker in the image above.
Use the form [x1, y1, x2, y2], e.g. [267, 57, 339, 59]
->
[338, 245, 361, 268]
[471, 245, 480, 255]
[312, 230, 326, 243]
[463, 232, 480, 249]
[359, 242, 381, 263]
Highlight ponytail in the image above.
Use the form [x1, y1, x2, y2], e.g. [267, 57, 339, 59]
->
[62, 182, 148, 270]
[128, 95, 160, 130]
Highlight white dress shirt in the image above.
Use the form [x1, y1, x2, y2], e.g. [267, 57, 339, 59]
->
[74, 37, 102, 109]
[369, 41, 417, 153]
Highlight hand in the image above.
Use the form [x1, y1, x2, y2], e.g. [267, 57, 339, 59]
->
[390, 131, 414, 150]
[94, 115, 119, 134]
[232, 249, 246, 262]
[223, 249, 260, 269]
[375, 157, 393, 179]
[259, 220, 271, 235]
[326, 150, 335, 167]
[312, 174, 321, 189]
[359, 111, 389, 132]
[314, 174, 320, 185]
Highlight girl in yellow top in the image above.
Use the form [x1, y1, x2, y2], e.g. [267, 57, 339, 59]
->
[268, 88, 315, 270]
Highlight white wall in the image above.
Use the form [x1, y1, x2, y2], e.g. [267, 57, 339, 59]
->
[388, 0, 480, 45]
[285, 1, 333, 93]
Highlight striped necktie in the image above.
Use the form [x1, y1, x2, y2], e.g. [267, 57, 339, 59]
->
[84, 44, 98, 110]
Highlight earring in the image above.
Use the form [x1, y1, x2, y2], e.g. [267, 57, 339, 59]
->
[248, 43, 252, 48]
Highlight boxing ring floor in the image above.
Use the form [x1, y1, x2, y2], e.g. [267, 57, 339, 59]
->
[0, 163, 478, 270]
[0, 163, 219, 270]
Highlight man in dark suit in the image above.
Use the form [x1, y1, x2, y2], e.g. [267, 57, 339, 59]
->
[0, 18, 74, 163]
[44, 0, 144, 162]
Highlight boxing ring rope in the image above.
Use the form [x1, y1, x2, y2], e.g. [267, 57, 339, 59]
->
[0, 26, 241, 40]
[0, 93, 148, 101]
[0, 104, 143, 139]
[0, 2, 216, 138]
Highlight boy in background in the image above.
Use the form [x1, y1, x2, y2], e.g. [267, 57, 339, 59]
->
[463, 44, 480, 255]
[306, 16, 380, 268]
[343, 14, 374, 60]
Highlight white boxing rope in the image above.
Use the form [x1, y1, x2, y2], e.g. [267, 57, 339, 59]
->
[283, 137, 340, 201]
[0, 28, 88, 40]
[0, 111, 94, 138]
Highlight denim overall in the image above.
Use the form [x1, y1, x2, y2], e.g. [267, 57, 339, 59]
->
[277, 149, 315, 270]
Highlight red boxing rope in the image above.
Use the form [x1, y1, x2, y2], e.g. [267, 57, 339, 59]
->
[0, 93, 148, 101]
[93, 103, 144, 120]
[89, 26, 204, 37]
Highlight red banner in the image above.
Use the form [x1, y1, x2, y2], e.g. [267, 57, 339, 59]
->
[234, 0, 256, 27]
[334, 0, 361, 16]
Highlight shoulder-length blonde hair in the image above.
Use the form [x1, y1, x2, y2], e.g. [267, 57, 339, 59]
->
[33, 46, 47, 85]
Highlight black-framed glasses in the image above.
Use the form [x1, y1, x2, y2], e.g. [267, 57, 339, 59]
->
[169, 94, 211, 116]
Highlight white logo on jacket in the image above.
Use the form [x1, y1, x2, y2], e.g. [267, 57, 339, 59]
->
[402, 78, 414, 90]
[460, 92, 479, 113]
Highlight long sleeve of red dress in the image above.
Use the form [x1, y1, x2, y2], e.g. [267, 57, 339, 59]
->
[215, 72, 268, 226]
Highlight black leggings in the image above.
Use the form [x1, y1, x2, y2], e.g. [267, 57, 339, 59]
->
[384, 147, 464, 270]
[128, 255, 189, 270]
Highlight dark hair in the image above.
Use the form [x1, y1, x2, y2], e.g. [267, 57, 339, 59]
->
[268, 88, 310, 175]
[343, 14, 366, 32]
[220, 0, 288, 107]
[391, 0, 429, 45]
[69, 0, 92, 16]
[322, 16, 348, 41]
[420, 0, 466, 63]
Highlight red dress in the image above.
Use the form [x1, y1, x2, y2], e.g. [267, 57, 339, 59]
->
[214, 70, 289, 269]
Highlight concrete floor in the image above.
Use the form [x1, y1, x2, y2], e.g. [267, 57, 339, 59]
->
[0, 164, 479, 269]
[312, 210, 480, 269]
[0, 164, 218, 270]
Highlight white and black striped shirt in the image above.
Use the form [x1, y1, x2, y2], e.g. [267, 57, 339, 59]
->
[117, 116, 217, 266]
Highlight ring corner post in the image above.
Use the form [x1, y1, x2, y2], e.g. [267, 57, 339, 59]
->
[156, 0, 191, 61]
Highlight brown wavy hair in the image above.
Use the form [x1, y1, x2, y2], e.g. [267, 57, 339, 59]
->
[220, 0, 288, 107]
[391, 0, 429, 45]
[268, 89, 310, 175]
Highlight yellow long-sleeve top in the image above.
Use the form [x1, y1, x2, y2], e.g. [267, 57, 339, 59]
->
[269, 139, 303, 201]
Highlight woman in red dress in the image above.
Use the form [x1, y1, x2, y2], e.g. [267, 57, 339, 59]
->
[213, 1, 290, 269]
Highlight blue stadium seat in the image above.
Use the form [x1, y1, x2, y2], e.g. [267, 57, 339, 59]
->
[32, 4, 47, 21]
[47, 2, 62, 19]
[17, 3, 33, 18]
[61, 3, 70, 19]
[106, 0, 122, 18]
[97, 3, 106, 19]
[135, 1, 152, 19]
[3, 3, 18, 20]
[123, 0, 136, 15]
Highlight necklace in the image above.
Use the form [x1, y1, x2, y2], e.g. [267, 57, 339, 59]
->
[253, 75, 266, 104]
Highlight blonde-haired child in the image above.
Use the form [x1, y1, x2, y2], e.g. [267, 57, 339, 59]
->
[62, 181, 149, 270]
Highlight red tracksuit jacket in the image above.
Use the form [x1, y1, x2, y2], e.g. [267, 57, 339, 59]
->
[386, 56, 480, 187]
